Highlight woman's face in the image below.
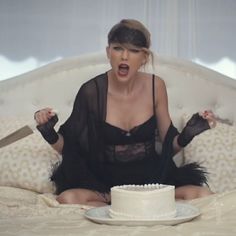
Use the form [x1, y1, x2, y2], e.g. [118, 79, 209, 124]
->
[106, 43, 147, 81]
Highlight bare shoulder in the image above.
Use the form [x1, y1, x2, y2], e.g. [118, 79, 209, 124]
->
[138, 73, 167, 93]
[153, 75, 167, 93]
[138, 71, 152, 79]
[138, 73, 167, 92]
[138, 72, 153, 87]
[138, 72, 162, 83]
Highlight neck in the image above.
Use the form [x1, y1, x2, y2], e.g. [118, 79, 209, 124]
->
[108, 71, 140, 96]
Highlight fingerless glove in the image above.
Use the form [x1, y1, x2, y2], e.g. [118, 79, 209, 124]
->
[36, 115, 59, 144]
[177, 113, 210, 147]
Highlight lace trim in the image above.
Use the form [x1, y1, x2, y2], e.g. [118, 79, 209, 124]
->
[105, 141, 155, 163]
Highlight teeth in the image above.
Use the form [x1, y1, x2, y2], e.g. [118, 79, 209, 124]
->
[119, 64, 129, 69]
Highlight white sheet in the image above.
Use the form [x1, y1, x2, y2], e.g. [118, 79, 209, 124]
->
[0, 186, 235, 236]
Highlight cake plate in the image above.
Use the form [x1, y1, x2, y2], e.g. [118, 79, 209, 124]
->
[84, 202, 200, 226]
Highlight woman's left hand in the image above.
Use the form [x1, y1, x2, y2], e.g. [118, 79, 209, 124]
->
[177, 110, 216, 147]
[199, 110, 216, 128]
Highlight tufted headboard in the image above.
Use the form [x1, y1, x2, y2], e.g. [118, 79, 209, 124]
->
[1, 52, 236, 193]
[0, 52, 235, 127]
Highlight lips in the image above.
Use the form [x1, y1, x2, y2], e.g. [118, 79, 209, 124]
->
[118, 64, 129, 76]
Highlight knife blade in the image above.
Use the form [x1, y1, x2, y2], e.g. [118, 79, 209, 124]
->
[0, 125, 35, 148]
[0, 110, 59, 149]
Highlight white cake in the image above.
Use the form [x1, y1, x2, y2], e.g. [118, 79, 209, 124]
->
[109, 184, 176, 219]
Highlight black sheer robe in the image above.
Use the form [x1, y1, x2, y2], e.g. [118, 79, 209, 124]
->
[51, 73, 207, 194]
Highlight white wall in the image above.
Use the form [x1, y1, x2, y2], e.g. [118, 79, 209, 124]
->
[0, 0, 236, 80]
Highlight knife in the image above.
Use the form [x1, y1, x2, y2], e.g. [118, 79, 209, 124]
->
[0, 110, 58, 149]
[0, 124, 35, 148]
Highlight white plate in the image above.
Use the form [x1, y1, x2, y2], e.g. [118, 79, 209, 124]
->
[84, 202, 200, 226]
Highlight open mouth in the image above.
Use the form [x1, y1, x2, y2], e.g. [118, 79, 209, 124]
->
[118, 64, 129, 76]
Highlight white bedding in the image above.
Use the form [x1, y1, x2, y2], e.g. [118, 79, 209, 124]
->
[0, 186, 236, 236]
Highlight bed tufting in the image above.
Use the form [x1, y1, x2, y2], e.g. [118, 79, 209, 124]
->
[0, 52, 236, 235]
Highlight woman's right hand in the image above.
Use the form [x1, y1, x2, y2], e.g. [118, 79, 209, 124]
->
[34, 107, 57, 125]
[34, 108, 59, 145]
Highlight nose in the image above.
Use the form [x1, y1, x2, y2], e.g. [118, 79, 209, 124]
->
[121, 49, 129, 60]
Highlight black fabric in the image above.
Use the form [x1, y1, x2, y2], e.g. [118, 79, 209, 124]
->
[102, 115, 159, 186]
[156, 123, 207, 187]
[177, 113, 210, 147]
[51, 73, 208, 194]
[36, 115, 59, 144]
[52, 74, 109, 194]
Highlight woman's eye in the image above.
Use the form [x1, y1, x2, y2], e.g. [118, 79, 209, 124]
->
[113, 46, 123, 51]
[129, 48, 140, 53]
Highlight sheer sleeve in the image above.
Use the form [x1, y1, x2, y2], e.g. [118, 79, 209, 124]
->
[159, 122, 207, 187]
[52, 80, 109, 194]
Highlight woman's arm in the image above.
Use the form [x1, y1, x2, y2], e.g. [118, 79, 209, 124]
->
[34, 108, 64, 154]
[155, 76, 216, 153]
[50, 133, 64, 154]
[155, 77, 182, 153]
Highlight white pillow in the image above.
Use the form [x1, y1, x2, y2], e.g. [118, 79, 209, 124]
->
[0, 117, 61, 193]
[183, 116, 236, 193]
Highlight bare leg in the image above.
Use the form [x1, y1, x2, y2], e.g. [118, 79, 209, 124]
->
[175, 185, 214, 200]
[56, 188, 111, 207]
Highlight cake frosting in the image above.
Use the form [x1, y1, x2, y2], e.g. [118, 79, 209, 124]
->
[109, 184, 176, 219]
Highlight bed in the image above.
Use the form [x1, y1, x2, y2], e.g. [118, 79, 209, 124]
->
[0, 52, 236, 235]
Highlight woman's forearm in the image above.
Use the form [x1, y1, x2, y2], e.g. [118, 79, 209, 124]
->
[173, 135, 182, 154]
[51, 133, 64, 154]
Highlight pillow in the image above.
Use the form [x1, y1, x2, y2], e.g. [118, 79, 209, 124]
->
[183, 115, 236, 193]
[0, 117, 61, 193]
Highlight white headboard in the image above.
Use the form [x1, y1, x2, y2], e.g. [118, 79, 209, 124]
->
[0, 52, 236, 129]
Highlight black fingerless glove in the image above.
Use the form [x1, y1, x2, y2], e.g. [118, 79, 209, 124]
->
[177, 113, 210, 147]
[36, 115, 59, 144]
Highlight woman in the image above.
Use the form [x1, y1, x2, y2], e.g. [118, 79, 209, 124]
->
[35, 19, 215, 206]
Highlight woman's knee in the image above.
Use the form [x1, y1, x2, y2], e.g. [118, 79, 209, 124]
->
[56, 189, 88, 204]
[197, 186, 214, 198]
[175, 185, 213, 200]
